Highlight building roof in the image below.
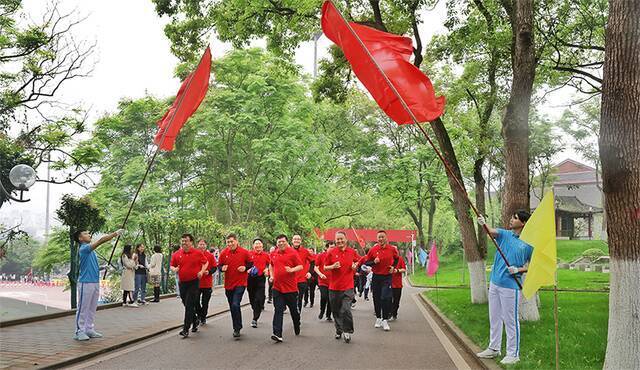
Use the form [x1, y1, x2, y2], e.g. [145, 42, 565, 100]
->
[555, 195, 603, 214]
[552, 158, 601, 185]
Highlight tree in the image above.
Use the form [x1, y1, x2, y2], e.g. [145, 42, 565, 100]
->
[0, 231, 38, 273]
[56, 194, 105, 308]
[0, 0, 100, 210]
[599, 0, 640, 367]
[153, 0, 493, 303]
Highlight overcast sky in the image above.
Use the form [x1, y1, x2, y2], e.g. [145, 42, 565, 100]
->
[1, 0, 583, 238]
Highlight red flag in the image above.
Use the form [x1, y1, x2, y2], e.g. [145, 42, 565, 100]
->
[426, 241, 439, 276]
[154, 47, 212, 151]
[321, 1, 445, 125]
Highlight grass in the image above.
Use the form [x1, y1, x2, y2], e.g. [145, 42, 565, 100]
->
[424, 288, 608, 369]
[410, 240, 610, 290]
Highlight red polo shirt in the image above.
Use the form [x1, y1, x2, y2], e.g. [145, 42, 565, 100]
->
[392, 257, 406, 288]
[292, 245, 315, 283]
[366, 244, 400, 275]
[270, 246, 303, 293]
[218, 246, 251, 290]
[199, 250, 218, 289]
[170, 247, 207, 282]
[249, 250, 270, 277]
[325, 247, 360, 291]
[315, 252, 330, 287]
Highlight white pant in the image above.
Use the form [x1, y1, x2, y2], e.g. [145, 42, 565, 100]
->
[488, 282, 521, 357]
[76, 282, 100, 334]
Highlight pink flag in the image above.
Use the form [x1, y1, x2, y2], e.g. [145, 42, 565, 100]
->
[426, 241, 439, 276]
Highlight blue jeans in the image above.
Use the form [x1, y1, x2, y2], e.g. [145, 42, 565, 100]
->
[134, 274, 147, 302]
[225, 286, 246, 331]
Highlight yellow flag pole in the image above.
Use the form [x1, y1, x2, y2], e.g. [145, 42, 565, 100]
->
[554, 270, 559, 370]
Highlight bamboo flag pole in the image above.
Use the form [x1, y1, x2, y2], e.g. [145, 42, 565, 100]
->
[554, 270, 560, 370]
[328, 1, 522, 289]
[103, 49, 207, 279]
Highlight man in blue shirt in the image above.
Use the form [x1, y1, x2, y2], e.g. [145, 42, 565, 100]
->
[476, 211, 533, 365]
[73, 228, 124, 341]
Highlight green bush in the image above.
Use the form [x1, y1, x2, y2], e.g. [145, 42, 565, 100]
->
[582, 248, 605, 260]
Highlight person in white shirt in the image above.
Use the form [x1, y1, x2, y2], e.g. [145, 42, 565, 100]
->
[148, 245, 164, 302]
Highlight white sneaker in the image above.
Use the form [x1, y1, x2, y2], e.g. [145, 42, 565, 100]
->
[500, 356, 520, 365]
[382, 320, 390, 331]
[128, 302, 139, 308]
[476, 348, 501, 359]
[374, 318, 382, 328]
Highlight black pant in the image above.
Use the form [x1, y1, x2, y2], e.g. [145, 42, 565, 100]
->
[268, 279, 273, 301]
[178, 279, 199, 332]
[272, 290, 300, 337]
[358, 274, 367, 295]
[371, 274, 393, 320]
[305, 279, 317, 306]
[296, 282, 308, 311]
[329, 288, 354, 334]
[196, 287, 212, 321]
[392, 287, 402, 317]
[225, 286, 245, 331]
[319, 285, 332, 319]
[247, 275, 266, 321]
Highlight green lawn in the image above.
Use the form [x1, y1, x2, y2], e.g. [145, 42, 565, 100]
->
[410, 240, 609, 290]
[424, 289, 608, 369]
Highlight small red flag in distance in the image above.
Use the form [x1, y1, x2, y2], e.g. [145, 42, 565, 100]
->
[321, 1, 445, 125]
[154, 47, 212, 151]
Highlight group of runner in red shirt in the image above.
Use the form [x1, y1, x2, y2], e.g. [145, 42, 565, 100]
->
[169, 230, 406, 343]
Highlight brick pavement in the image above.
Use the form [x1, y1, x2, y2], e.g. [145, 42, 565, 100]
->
[0, 289, 237, 369]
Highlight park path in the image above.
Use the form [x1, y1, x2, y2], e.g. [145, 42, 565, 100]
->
[0, 289, 234, 369]
[73, 283, 473, 370]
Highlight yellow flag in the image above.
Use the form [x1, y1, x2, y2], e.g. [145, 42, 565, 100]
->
[520, 191, 557, 299]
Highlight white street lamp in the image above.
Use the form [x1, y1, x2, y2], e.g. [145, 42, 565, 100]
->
[1, 164, 36, 202]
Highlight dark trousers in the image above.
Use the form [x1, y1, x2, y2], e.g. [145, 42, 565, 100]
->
[305, 279, 317, 306]
[296, 282, 308, 311]
[268, 279, 273, 301]
[319, 285, 332, 319]
[247, 275, 266, 321]
[372, 274, 393, 320]
[392, 287, 402, 317]
[272, 290, 300, 337]
[178, 279, 199, 332]
[364, 287, 370, 300]
[195, 287, 212, 321]
[358, 274, 367, 295]
[225, 286, 246, 331]
[329, 288, 354, 334]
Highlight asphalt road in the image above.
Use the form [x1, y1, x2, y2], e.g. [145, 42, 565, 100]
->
[74, 285, 469, 370]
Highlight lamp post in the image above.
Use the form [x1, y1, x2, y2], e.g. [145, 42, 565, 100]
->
[0, 164, 36, 203]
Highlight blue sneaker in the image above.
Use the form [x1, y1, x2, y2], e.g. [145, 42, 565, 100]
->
[86, 330, 103, 338]
[74, 332, 90, 341]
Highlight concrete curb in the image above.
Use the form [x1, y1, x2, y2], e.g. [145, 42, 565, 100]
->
[416, 293, 500, 370]
[38, 302, 250, 370]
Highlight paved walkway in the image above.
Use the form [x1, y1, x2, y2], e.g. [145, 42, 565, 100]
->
[0, 289, 234, 369]
[73, 284, 472, 370]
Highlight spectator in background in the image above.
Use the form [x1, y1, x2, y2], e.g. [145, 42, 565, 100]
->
[148, 245, 164, 303]
[120, 245, 137, 307]
[171, 245, 181, 298]
[133, 243, 149, 305]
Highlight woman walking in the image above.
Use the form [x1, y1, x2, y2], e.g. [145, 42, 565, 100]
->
[121, 245, 137, 307]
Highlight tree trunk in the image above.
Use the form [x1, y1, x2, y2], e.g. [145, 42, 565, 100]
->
[474, 158, 488, 258]
[500, 0, 536, 226]
[468, 260, 488, 303]
[600, 1, 640, 367]
[518, 273, 540, 321]
[430, 118, 487, 303]
[67, 228, 77, 309]
[427, 179, 437, 244]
